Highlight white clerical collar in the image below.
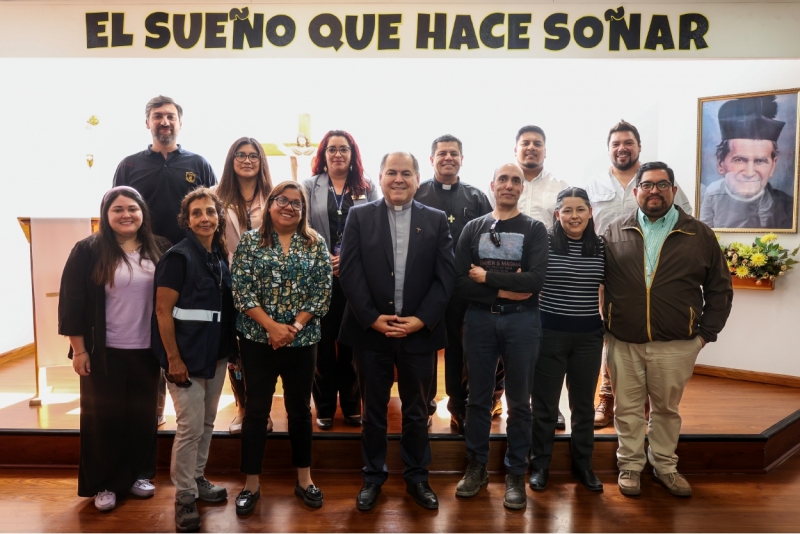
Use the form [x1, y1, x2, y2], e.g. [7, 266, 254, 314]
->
[385, 199, 413, 211]
[724, 182, 765, 203]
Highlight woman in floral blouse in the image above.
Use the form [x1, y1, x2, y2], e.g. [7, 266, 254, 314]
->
[231, 181, 332, 515]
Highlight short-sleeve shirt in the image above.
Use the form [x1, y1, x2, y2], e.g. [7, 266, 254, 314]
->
[113, 145, 217, 245]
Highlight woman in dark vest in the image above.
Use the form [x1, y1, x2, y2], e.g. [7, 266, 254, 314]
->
[153, 187, 237, 533]
[58, 186, 166, 512]
[302, 130, 377, 430]
[529, 187, 606, 493]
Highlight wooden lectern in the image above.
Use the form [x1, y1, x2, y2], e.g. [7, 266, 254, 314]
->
[18, 217, 99, 406]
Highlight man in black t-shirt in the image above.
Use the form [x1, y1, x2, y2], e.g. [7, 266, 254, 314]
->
[453, 163, 548, 510]
[113, 95, 217, 246]
[414, 134, 495, 433]
[112, 95, 217, 427]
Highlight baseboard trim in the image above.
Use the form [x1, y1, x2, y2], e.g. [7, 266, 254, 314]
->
[694, 364, 800, 389]
[0, 343, 34, 366]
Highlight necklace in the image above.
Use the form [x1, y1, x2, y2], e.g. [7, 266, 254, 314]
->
[245, 189, 259, 231]
[118, 241, 140, 254]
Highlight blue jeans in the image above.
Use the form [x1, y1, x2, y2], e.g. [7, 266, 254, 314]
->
[464, 305, 541, 475]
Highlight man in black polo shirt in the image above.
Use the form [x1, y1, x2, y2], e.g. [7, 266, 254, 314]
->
[113, 95, 216, 246]
[414, 134, 500, 433]
[113, 95, 216, 430]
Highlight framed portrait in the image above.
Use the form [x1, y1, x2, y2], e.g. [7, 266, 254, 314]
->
[696, 88, 800, 233]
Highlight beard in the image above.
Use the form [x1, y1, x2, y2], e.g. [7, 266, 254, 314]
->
[154, 127, 176, 146]
[612, 153, 639, 172]
[521, 161, 542, 170]
[640, 195, 672, 219]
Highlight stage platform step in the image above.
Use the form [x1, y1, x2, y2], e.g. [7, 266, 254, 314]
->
[1, 353, 800, 474]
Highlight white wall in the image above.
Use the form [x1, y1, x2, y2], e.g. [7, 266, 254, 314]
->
[1, 57, 799, 375]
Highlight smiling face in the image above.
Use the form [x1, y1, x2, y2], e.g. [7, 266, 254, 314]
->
[380, 153, 420, 206]
[556, 196, 593, 240]
[324, 135, 352, 176]
[514, 132, 546, 172]
[146, 103, 181, 147]
[269, 186, 303, 233]
[608, 131, 641, 171]
[233, 142, 260, 181]
[430, 141, 463, 183]
[187, 197, 219, 239]
[635, 169, 676, 220]
[107, 194, 143, 241]
[490, 163, 524, 209]
[718, 139, 778, 199]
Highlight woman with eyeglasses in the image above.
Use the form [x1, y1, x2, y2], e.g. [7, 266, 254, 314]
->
[231, 181, 332, 514]
[59, 186, 166, 513]
[153, 187, 237, 532]
[302, 130, 377, 430]
[214, 137, 274, 435]
[529, 187, 606, 493]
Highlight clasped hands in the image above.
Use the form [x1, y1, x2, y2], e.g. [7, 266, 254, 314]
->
[371, 315, 425, 338]
[266, 322, 299, 349]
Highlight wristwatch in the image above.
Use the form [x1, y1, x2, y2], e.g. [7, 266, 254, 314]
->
[293, 321, 304, 332]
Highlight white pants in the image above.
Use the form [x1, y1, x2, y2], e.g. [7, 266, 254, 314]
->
[607, 334, 702, 474]
[168, 359, 227, 495]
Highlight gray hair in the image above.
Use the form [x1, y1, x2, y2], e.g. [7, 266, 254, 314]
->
[379, 152, 419, 173]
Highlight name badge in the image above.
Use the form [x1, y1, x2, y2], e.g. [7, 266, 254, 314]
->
[352, 194, 366, 200]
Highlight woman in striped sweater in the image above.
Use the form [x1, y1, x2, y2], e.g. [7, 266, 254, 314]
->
[529, 187, 606, 492]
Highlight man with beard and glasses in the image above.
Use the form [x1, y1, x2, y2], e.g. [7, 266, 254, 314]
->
[486, 125, 569, 429]
[113, 95, 217, 430]
[586, 120, 692, 429]
[603, 161, 731, 498]
[113, 95, 217, 246]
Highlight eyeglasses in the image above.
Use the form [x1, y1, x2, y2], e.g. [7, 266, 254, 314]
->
[234, 152, 260, 163]
[489, 219, 501, 247]
[326, 146, 351, 156]
[165, 372, 192, 388]
[638, 181, 672, 191]
[270, 195, 304, 211]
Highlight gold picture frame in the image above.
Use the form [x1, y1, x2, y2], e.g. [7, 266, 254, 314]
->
[696, 88, 800, 233]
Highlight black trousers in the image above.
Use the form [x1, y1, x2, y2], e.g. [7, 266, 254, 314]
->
[239, 336, 317, 474]
[530, 327, 604, 470]
[78, 347, 160, 498]
[354, 344, 435, 485]
[312, 276, 360, 419]
[426, 295, 505, 417]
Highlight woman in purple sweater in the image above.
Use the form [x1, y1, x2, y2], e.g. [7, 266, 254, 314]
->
[59, 186, 166, 512]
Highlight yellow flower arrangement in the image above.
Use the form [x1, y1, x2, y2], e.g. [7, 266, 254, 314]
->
[719, 233, 799, 284]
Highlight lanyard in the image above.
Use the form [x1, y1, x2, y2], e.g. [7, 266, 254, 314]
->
[329, 179, 349, 238]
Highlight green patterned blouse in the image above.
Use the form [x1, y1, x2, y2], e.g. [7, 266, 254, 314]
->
[231, 229, 332, 346]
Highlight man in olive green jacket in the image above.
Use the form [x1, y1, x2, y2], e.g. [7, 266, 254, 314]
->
[603, 161, 732, 498]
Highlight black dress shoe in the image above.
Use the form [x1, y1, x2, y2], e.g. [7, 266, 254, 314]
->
[316, 418, 333, 430]
[450, 413, 465, 434]
[572, 469, 604, 491]
[356, 483, 381, 511]
[556, 410, 566, 430]
[294, 480, 323, 508]
[235, 487, 260, 515]
[529, 468, 549, 491]
[406, 481, 439, 509]
[344, 414, 363, 426]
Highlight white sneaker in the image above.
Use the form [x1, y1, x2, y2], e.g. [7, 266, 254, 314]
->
[131, 479, 155, 498]
[157, 415, 166, 427]
[94, 490, 116, 512]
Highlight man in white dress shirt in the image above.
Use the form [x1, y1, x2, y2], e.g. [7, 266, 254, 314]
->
[586, 120, 693, 428]
[488, 126, 569, 230]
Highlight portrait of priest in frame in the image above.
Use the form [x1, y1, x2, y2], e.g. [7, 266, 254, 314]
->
[699, 93, 799, 232]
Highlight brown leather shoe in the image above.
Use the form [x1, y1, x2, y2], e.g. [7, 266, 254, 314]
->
[594, 395, 614, 428]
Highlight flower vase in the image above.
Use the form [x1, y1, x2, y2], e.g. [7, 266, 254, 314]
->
[731, 277, 775, 290]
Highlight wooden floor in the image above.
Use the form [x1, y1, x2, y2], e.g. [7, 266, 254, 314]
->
[2, 351, 800, 437]
[2, 450, 800, 532]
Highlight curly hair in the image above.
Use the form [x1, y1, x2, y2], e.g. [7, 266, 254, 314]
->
[177, 187, 229, 260]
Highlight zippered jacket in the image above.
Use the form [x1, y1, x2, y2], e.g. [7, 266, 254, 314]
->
[603, 206, 733, 344]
